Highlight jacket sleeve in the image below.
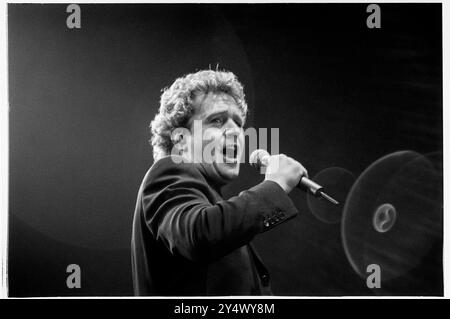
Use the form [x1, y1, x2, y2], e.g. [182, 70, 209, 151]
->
[142, 161, 299, 263]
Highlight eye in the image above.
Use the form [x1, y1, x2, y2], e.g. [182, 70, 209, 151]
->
[211, 117, 224, 126]
[232, 117, 243, 128]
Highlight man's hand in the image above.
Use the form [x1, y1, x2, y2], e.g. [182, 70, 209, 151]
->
[264, 154, 308, 194]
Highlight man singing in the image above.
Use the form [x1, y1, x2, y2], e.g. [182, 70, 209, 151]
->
[131, 70, 307, 296]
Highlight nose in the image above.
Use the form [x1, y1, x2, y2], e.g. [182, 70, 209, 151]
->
[222, 124, 242, 150]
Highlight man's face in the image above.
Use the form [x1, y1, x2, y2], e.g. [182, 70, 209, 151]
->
[185, 92, 245, 184]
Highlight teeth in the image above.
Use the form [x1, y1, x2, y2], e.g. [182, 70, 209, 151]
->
[222, 145, 238, 164]
[223, 156, 238, 164]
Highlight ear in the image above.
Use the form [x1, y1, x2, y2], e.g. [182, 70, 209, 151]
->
[171, 131, 183, 145]
[171, 132, 183, 156]
[171, 127, 191, 157]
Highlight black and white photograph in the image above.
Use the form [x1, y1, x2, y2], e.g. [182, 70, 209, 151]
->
[3, 1, 444, 299]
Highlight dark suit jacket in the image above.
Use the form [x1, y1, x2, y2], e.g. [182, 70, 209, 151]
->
[131, 155, 299, 296]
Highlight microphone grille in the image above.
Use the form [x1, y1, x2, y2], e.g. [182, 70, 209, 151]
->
[249, 149, 270, 169]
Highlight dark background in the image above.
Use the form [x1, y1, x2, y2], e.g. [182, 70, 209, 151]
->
[8, 4, 442, 296]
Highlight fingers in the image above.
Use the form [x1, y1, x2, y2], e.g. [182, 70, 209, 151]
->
[264, 153, 308, 193]
[272, 154, 308, 177]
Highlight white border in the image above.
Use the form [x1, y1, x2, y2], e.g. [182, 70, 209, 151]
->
[0, 0, 8, 299]
[0, 0, 447, 299]
[442, 0, 448, 300]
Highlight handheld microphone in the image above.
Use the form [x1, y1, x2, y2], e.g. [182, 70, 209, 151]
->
[249, 149, 339, 205]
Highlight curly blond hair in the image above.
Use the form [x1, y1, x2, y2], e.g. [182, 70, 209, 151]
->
[149, 70, 248, 161]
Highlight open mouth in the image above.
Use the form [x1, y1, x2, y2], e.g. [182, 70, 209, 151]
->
[222, 144, 239, 163]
